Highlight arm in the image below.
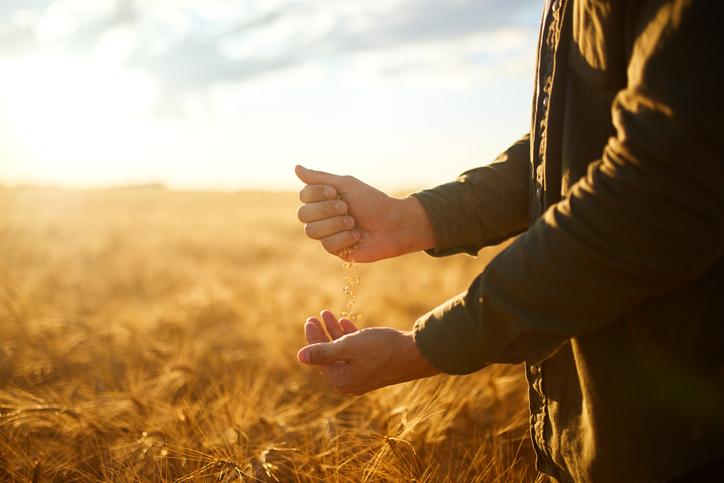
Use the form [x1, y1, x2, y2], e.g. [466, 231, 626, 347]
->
[294, 134, 530, 262]
[294, 137, 533, 392]
[294, 140, 532, 394]
[414, 0, 724, 374]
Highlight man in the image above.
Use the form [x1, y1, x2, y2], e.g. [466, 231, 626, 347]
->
[294, 1, 724, 481]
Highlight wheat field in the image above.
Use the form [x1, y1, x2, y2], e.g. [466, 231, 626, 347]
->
[0, 187, 535, 482]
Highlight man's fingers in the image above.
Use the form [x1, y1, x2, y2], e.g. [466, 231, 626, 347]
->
[298, 341, 345, 365]
[321, 230, 361, 255]
[340, 318, 358, 334]
[305, 317, 330, 344]
[295, 165, 341, 186]
[297, 199, 348, 223]
[299, 184, 337, 203]
[310, 317, 330, 341]
[304, 322, 321, 344]
[304, 216, 355, 240]
[321, 310, 344, 340]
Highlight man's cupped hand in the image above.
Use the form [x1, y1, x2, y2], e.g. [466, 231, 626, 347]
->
[297, 310, 440, 396]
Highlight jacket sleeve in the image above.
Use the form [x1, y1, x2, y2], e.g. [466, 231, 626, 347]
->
[413, 0, 724, 374]
[410, 134, 530, 257]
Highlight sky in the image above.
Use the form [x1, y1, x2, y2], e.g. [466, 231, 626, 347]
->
[0, 0, 540, 191]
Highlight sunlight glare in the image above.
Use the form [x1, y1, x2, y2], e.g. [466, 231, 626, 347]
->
[0, 53, 156, 185]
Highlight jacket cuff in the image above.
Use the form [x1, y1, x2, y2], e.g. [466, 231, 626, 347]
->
[412, 294, 493, 375]
[410, 189, 480, 257]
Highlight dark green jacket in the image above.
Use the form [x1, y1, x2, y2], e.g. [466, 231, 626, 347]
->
[411, 1, 724, 481]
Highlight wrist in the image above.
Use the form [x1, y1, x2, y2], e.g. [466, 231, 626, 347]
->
[398, 330, 441, 380]
[392, 196, 436, 255]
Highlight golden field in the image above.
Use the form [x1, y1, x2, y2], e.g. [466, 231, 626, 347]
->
[0, 187, 534, 481]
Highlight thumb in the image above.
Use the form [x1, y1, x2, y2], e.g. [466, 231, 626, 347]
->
[295, 165, 342, 186]
[297, 341, 345, 366]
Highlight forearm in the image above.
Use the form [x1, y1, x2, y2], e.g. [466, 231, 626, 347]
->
[417, 142, 723, 373]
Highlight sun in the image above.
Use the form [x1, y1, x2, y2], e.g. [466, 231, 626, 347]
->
[0, 53, 156, 186]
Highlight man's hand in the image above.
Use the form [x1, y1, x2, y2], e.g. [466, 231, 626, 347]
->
[297, 310, 440, 395]
[295, 165, 435, 262]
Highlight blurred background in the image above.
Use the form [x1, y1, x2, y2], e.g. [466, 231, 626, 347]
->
[0, 1, 543, 479]
[0, 0, 538, 192]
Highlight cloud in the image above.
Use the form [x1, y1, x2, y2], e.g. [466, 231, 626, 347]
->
[65, 0, 137, 54]
[0, 0, 52, 21]
[0, 25, 37, 57]
[127, 1, 536, 94]
[330, 0, 532, 50]
[0, 0, 52, 57]
[0, 0, 538, 115]
[0, 0, 136, 57]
